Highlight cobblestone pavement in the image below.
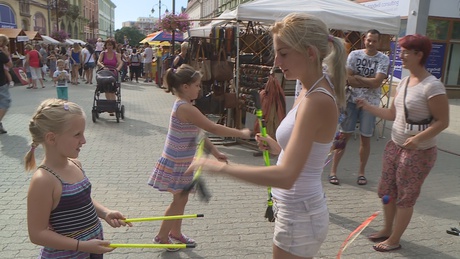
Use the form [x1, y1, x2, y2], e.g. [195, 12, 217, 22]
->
[0, 78, 459, 259]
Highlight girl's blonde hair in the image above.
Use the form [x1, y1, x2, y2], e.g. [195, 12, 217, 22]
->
[271, 13, 346, 108]
[164, 64, 200, 94]
[0, 34, 9, 47]
[24, 99, 85, 171]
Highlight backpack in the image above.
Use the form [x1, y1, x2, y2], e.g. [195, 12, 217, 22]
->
[130, 54, 140, 66]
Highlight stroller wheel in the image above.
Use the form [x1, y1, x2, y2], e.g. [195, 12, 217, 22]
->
[120, 105, 125, 119]
[92, 110, 97, 123]
[116, 111, 120, 123]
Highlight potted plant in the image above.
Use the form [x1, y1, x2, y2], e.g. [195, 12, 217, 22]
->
[161, 13, 190, 33]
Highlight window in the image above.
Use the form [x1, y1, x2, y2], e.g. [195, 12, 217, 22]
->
[445, 43, 460, 85]
[427, 19, 449, 40]
[452, 21, 460, 40]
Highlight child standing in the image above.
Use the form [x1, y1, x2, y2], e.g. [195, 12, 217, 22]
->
[53, 59, 70, 100]
[24, 99, 132, 258]
[148, 64, 251, 250]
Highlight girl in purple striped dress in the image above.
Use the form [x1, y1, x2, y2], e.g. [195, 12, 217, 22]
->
[148, 64, 251, 250]
[24, 99, 132, 258]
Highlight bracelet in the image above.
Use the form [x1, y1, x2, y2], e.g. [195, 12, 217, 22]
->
[76, 240, 80, 251]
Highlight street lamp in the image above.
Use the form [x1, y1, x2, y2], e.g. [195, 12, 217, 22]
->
[151, 0, 168, 25]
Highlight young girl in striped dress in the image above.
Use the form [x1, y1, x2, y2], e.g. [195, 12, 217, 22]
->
[148, 64, 251, 250]
[24, 99, 132, 258]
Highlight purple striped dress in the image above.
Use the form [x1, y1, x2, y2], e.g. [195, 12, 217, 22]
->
[148, 99, 199, 192]
[37, 160, 104, 259]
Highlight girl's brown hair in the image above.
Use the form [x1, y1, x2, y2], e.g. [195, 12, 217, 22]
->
[164, 64, 201, 94]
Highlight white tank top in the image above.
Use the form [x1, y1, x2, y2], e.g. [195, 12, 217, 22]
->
[272, 81, 336, 202]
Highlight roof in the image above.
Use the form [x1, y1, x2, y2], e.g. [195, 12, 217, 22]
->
[24, 31, 43, 41]
[0, 28, 27, 39]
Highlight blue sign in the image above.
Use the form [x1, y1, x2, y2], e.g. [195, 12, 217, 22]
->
[390, 42, 446, 79]
[389, 42, 402, 79]
[425, 43, 446, 79]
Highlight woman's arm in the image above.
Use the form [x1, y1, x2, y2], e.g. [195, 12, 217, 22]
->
[357, 92, 397, 121]
[186, 93, 334, 189]
[97, 51, 104, 67]
[116, 53, 123, 71]
[176, 103, 250, 139]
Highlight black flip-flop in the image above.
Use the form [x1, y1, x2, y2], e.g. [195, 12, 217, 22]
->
[357, 176, 367, 185]
[328, 175, 340, 185]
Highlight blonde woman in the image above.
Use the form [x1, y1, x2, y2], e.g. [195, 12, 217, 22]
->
[186, 13, 346, 259]
[70, 43, 82, 85]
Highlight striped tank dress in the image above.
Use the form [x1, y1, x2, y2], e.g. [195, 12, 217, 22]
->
[148, 99, 199, 192]
[38, 160, 104, 259]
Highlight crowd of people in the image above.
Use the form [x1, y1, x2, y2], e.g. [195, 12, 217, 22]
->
[0, 9, 451, 259]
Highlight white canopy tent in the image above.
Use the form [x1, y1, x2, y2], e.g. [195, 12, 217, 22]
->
[41, 35, 61, 45]
[187, 0, 400, 38]
[235, 0, 400, 35]
[186, 9, 237, 38]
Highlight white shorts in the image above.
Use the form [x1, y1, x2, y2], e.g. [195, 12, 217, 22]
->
[30, 67, 42, 80]
[273, 193, 329, 258]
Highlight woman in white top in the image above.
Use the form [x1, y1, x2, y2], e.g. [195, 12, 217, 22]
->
[357, 34, 449, 252]
[82, 44, 95, 84]
[186, 13, 346, 259]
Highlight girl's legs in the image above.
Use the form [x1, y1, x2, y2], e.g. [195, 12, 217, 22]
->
[156, 192, 189, 242]
[30, 68, 38, 88]
[88, 68, 93, 84]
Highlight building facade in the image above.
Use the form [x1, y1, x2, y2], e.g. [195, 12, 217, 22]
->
[82, 0, 99, 41]
[98, 0, 115, 39]
[1, 0, 50, 35]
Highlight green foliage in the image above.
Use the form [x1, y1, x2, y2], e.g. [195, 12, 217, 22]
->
[114, 27, 145, 46]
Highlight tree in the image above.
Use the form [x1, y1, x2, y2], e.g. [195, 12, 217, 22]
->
[114, 27, 145, 46]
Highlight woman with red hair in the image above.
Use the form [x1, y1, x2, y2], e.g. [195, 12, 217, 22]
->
[357, 34, 449, 252]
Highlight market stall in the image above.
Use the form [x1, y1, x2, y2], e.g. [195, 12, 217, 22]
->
[188, 0, 401, 143]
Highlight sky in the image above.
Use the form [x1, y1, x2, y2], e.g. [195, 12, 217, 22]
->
[112, 0, 189, 29]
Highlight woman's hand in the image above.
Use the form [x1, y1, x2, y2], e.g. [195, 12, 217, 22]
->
[78, 239, 115, 254]
[185, 158, 227, 175]
[403, 136, 421, 150]
[239, 128, 251, 139]
[211, 150, 228, 163]
[356, 98, 370, 110]
[255, 133, 281, 155]
[103, 210, 133, 228]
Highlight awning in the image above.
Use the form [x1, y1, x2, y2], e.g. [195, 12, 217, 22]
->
[0, 28, 29, 41]
[24, 31, 42, 41]
[41, 35, 61, 45]
[70, 39, 86, 45]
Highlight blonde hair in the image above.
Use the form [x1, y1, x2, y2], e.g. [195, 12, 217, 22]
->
[271, 13, 346, 108]
[0, 34, 9, 47]
[180, 42, 189, 51]
[56, 59, 65, 66]
[164, 64, 200, 94]
[24, 99, 85, 171]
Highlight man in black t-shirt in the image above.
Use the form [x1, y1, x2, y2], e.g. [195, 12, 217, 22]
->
[0, 34, 13, 134]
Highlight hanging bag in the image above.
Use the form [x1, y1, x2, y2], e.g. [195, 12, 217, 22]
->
[190, 42, 211, 81]
[240, 21, 267, 54]
[211, 44, 234, 82]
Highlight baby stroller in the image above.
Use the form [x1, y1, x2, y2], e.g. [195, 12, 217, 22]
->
[92, 67, 125, 123]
